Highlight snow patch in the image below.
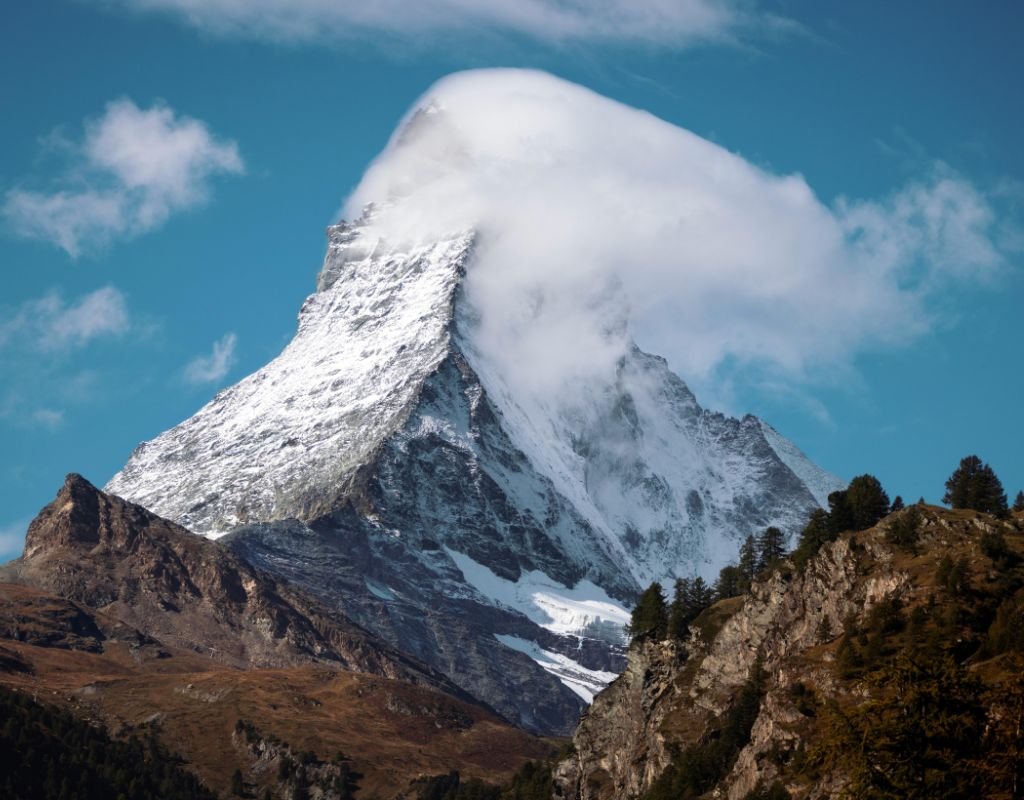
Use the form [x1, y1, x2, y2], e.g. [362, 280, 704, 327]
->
[364, 579, 395, 601]
[446, 547, 629, 643]
[495, 634, 619, 703]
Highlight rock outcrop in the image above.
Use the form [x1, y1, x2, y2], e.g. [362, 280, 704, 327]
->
[102, 200, 841, 732]
[0, 474, 472, 697]
[555, 507, 1024, 799]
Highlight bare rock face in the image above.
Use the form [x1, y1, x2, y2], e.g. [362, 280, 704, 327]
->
[0, 474, 474, 700]
[554, 517, 919, 800]
[101, 204, 841, 734]
[553, 638, 683, 799]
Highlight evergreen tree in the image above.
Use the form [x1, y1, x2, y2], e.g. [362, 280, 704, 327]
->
[1013, 490, 1024, 512]
[713, 565, 748, 600]
[738, 535, 758, 582]
[756, 527, 786, 571]
[230, 769, 244, 797]
[943, 455, 1008, 516]
[817, 653, 987, 799]
[687, 577, 714, 614]
[791, 509, 833, 570]
[629, 582, 668, 642]
[667, 578, 691, 639]
[844, 474, 890, 530]
[825, 489, 854, 535]
[0, 685, 217, 800]
[886, 505, 922, 553]
[890, 495, 905, 513]
[668, 577, 713, 638]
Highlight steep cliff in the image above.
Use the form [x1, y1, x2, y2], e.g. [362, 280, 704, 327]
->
[103, 206, 840, 732]
[0, 473, 469, 694]
[103, 73, 844, 732]
[555, 506, 1024, 799]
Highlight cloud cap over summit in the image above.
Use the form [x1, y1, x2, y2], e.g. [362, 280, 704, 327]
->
[349, 69, 1004, 399]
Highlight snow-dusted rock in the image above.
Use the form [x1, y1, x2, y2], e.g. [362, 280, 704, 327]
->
[107, 93, 842, 732]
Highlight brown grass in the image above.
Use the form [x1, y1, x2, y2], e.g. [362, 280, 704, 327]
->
[0, 591, 556, 798]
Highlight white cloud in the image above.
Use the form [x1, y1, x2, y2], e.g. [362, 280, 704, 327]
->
[31, 409, 65, 429]
[3, 100, 243, 256]
[837, 168, 1003, 285]
[0, 286, 130, 351]
[98, 0, 790, 47]
[184, 332, 237, 384]
[0, 289, 131, 429]
[346, 70, 1008, 403]
[0, 518, 29, 558]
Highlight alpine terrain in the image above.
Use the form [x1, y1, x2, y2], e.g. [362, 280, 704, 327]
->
[0, 475, 553, 798]
[106, 71, 842, 733]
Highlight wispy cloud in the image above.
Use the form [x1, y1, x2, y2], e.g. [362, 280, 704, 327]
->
[838, 165, 1004, 286]
[31, 409, 65, 429]
[96, 0, 794, 48]
[3, 99, 243, 256]
[184, 332, 237, 384]
[349, 70, 1011, 404]
[0, 286, 130, 351]
[0, 288, 131, 428]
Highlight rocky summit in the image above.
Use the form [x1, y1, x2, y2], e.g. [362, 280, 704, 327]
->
[0, 476, 553, 798]
[103, 98, 841, 733]
[1, 473, 463, 691]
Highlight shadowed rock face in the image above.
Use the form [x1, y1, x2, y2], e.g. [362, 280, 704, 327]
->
[553, 531, 901, 800]
[101, 208, 842, 734]
[0, 474, 477, 703]
[553, 508, 1024, 800]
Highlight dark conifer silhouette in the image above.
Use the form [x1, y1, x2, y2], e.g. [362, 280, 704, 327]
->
[943, 455, 1008, 516]
[713, 565, 748, 600]
[738, 535, 758, 583]
[756, 527, 787, 571]
[629, 582, 668, 642]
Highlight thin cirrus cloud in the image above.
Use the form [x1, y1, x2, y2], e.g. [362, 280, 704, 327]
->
[96, 0, 790, 46]
[2, 100, 243, 257]
[0, 286, 130, 352]
[31, 409, 66, 429]
[0, 287, 130, 430]
[184, 333, 237, 385]
[348, 70, 1008, 406]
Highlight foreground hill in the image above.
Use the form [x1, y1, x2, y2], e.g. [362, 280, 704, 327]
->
[554, 505, 1024, 799]
[0, 476, 552, 797]
[0, 474, 466, 689]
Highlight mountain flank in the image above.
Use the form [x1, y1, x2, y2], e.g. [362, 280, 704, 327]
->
[104, 205, 840, 733]
[0, 475, 553, 797]
[554, 505, 1024, 799]
[1, 473, 466, 689]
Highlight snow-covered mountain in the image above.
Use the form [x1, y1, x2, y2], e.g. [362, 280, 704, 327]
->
[107, 72, 843, 733]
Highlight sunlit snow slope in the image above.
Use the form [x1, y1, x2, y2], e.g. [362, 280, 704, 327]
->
[107, 70, 844, 733]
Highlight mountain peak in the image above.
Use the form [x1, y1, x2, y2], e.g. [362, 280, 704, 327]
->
[23, 472, 108, 557]
[108, 221, 475, 535]
[5, 476, 477, 694]
[99, 76, 844, 730]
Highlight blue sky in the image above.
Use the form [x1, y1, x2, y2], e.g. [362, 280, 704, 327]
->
[1, 0, 1022, 557]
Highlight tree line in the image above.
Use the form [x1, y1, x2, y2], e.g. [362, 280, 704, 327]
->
[628, 454, 1019, 644]
[0, 685, 216, 800]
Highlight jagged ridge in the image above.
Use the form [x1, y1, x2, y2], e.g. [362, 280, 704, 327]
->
[103, 207, 842, 733]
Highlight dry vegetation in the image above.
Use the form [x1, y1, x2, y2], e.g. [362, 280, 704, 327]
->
[0, 583, 555, 799]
